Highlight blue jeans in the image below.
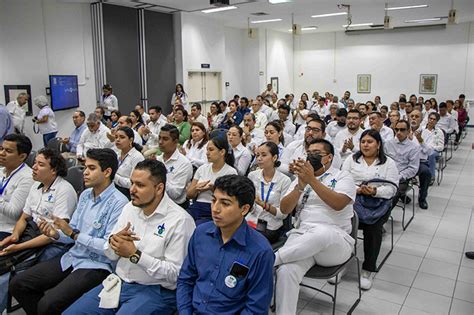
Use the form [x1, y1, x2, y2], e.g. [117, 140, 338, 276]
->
[428, 151, 440, 178]
[43, 131, 58, 147]
[64, 282, 177, 315]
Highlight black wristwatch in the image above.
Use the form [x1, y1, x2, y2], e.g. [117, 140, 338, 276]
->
[129, 249, 142, 264]
[69, 229, 80, 240]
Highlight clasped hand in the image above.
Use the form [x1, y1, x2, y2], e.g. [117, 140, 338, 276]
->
[109, 222, 140, 258]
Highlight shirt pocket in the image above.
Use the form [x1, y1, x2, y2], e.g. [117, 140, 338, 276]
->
[215, 273, 248, 300]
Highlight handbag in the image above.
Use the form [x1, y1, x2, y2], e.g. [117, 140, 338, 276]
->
[353, 178, 398, 225]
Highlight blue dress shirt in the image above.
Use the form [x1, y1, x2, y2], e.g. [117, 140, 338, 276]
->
[0, 105, 13, 142]
[68, 123, 87, 153]
[57, 183, 128, 272]
[177, 220, 275, 315]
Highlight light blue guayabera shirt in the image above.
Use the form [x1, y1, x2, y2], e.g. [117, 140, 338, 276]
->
[57, 183, 128, 272]
[68, 123, 87, 153]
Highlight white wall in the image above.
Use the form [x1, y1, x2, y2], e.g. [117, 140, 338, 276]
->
[294, 23, 474, 104]
[265, 29, 294, 98]
[224, 27, 244, 100]
[0, 0, 96, 149]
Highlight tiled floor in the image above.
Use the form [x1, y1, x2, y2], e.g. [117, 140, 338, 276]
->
[295, 131, 474, 315]
[8, 132, 474, 315]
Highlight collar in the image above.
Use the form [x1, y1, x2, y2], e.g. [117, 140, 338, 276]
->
[88, 182, 116, 202]
[140, 193, 170, 219]
[5, 163, 26, 178]
[37, 176, 61, 191]
[76, 123, 86, 131]
[235, 143, 245, 152]
[395, 137, 409, 145]
[166, 148, 181, 162]
[205, 220, 248, 247]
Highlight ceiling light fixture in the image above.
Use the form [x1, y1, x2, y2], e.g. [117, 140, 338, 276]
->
[287, 26, 318, 32]
[405, 18, 442, 23]
[386, 4, 428, 11]
[269, 0, 292, 3]
[342, 22, 374, 28]
[251, 18, 283, 24]
[202, 6, 237, 13]
[311, 12, 347, 18]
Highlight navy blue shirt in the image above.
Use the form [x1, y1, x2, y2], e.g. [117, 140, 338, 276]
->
[238, 107, 251, 118]
[177, 220, 274, 315]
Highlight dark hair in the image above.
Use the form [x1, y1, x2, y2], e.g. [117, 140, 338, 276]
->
[75, 110, 86, 118]
[336, 108, 348, 117]
[234, 94, 240, 99]
[429, 112, 440, 121]
[358, 103, 369, 111]
[37, 148, 68, 177]
[240, 97, 249, 106]
[111, 110, 121, 120]
[399, 97, 407, 103]
[86, 148, 118, 180]
[347, 109, 361, 118]
[211, 101, 222, 114]
[218, 101, 228, 110]
[397, 119, 410, 130]
[117, 127, 142, 151]
[380, 105, 389, 112]
[95, 107, 105, 115]
[160, 124, 180, 142]
[459, 94, 465, 98]
[307, 138, 334, 156]
[259, 141, 281, 167]
[175, 83, 185, 94]
[370, 111, 383, 118]
[265, 121, 284, 145]
[149, 106, 162, 114]
[191, 103, 202, 111]
[210, 134, 235, 167]
[3, 134, 32, 161]
[135, 104, 144, 110]
[187, 122, 209, 149]
[307, 112, 320, 120]
[130, 110, 143, 124]
[438, 102, 447, 109]
[228, 100, 238, 110]
[244, 112, 256, 122]
[174, 106, 188, 122]
[308, 118, 326, 133]
[446, 100, 454, 106]
[134, 159, 167, 188]
[228, 124, 246, 146]
[102, 84, 112, 91]
[279, 104, 291, 114]
[214, 175, 255, 208]
[353, 129, 387, 165]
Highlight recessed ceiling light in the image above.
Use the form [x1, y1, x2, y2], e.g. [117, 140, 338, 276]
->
[201, 6, 237, 14]
[312, 12, 347, 18]
[405, 18, 442, 23]
[342, 23, 374, 28]
[386, 4, 428, 11]
[251, 18, 283, 24]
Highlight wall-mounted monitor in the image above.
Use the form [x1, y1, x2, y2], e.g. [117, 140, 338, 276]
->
[49, 75, 79, 111]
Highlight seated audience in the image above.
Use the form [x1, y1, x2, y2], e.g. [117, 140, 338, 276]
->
[156, 124, 193, 209]
[0, 103, 13, 142]
[227, 125, 252, 176]
[437, 102, 457, 137]
[423, 112, 445, 183]
[135, 104, 150, 124]
[111, 115, 143, 146]
[129, 110, 145, 138]
[334, 109, 363, 163]
[388, 110, 400, 130]
[242, 113, 265, 152]
[177, 175, 274, 314]
[208, 101, 224, 130]
[9, 148, 128, 315]
[358, 103, 370, 129]
[324, 103, 338, 125]
[64, 160, 195, 315]
[380, 105, 390, 126]
[244, 99, 267, 130]
[247, 142, 291, 243]
[293, 99, 309, 127]
[77, 113, 112, 160]
[189, 103, 209, 130]
[61, 111, 86, 154]
[142, 106, 167, 157]
[171, 106, 191, 145]
[94, 107, 107, 126]
[108, 110, 121, 129]
[182, 122, 208, 169]
[369, 112, 394, 143]
[274, 139, 356, 315]
[186, 136, 237, 225]
[278, 104, 296, 137]
[294, 112, 321, 140]
[219, 100, 242, 129]
[326, 108, 348, 142]
[238, 97, 251, 117]
[341, 130, 398, 289]
[113, 127, 145, 199]
[0, 134, 34, 239]
[264, 121, 286, 158]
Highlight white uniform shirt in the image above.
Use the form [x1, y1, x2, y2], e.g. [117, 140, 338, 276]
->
[192, 115, 209, 130]
[247, 111, 268, 130]
[232, 143, 252, 176]
[77, 123, 112, 157]
[104, 193, 195, 289]
[114, 147, 145, 189]
[326, 121, 347, 142]
[342, 155, 398, 199]
[0, 164, 34, 232]
[193, 163, 237, 203]
[183, 139, 208, 169]
[438, 114, 458, 134]
[141, 112, 150, 124]
[156, 149, 193, 205]
[37, 106, 58, 134]
[287, 166, 356, 233]
[282, 119, 296, 136]
[378, 125, 395, 143]
[294, 109, 309, 126]
[246, 169, 291, 231]
[170, 93, 188, 110]
[210, 113, 224, 130]
[245, 128, 265, 152]
[422, 126, 444, 152]
[334, 128, 363, 163]
[6, 101, 26, 133]
[260, 105, 274, 121]
[101, 95, 119, 116]
[143, 119, 167, 148]
[23, 176, 77, 222]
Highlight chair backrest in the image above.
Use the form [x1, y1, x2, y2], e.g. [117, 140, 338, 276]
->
[65, 166, 85, 196]
[25, 151, 36, 168]
[65, 158, 77, 169]
[47, 137, 61, 151]
[351, 211, 359, 251]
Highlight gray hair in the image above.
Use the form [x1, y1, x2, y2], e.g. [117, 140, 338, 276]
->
[33, 95, 49, 108]
[87, 113, 100, 124]
[17, 92, 29, 99]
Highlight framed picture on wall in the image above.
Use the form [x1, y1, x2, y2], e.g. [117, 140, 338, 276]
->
[357, 74, 371, 93]
[271, 77, 279, 94]
[419, 74, 437, 94]
[3, 85, 33, 116]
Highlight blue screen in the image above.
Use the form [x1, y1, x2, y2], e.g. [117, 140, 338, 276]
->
[49, 75, 80, 111]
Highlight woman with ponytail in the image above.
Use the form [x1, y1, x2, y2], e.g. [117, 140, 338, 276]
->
[186, 135, 237, 225]
[113, 127, 144, 199]
[247, 142, 291, 243]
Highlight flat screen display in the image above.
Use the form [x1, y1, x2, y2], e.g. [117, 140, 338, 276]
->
[49, 75, 79, 111]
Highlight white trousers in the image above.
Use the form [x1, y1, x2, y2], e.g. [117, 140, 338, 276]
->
[275, 224, 353, 315]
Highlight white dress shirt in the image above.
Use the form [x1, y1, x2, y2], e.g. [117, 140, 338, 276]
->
[193, 163, 237, 203]
[104, 193, 195, 289]
[101, 95, 119, 116]
[183, 139, 208, 168]
[282, 119, 296, 136]
[326, 121, 347, 142]
[6, 101, 25, 133]
[77, 123, 112, 158]
[243, 110, 267, 130]
[23, 176, 77, 222]
[342, 155, 399, 199]
[378, 125, 395, 143]
[157, 149, 193, 205]
[438, 114, 458, 134]
[37, 106, 58, 134]
[260, 105, 274, 121]
[143, 119, 167, 148]
[294, 109, 309, 126]
[210, 113, 224, 130]
[0, 163, 34, 232]
[245, 128, 265, 152]
[141, 112, 150, 124]
[422, 126, 444, 152]
[333, 128, 363, 163]
[232, 143, 252, 176]
[192, 115, 209, 130]
[114, 147, 145, 189]
[246, 169, 291, 231]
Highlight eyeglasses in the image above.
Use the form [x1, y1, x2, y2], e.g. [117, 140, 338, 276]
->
[394, 128, 408, 132]
[305, 126, 322, 133]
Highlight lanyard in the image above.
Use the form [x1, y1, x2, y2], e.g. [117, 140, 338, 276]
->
[118, 152, 130, 168]
[295, 172, 331, 220]
[0, 163, 26, 195]
[260, 181, 275, 206]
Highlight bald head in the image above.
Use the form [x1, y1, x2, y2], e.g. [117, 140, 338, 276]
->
[118, 116, 132, 128]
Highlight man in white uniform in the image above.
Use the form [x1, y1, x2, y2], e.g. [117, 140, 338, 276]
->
[6, 93, 28, 134]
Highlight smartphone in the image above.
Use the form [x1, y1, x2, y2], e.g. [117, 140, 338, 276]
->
[230, 261, 249, 278]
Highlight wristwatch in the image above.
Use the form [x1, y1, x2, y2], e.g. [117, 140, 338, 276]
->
[69, 228, 80, 240]
[129, 249, 142, 264]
